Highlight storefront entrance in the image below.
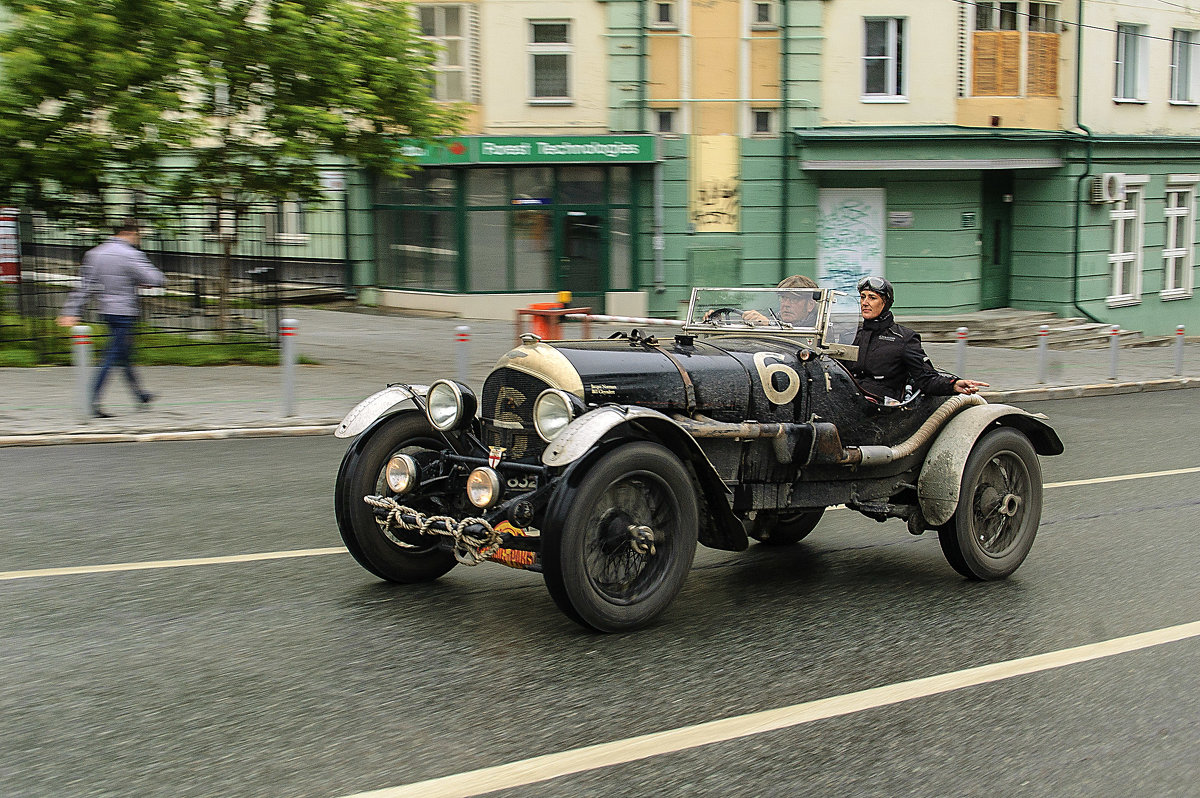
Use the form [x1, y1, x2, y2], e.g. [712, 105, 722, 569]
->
[980, 171, 1014, 309]
[557, 210, 606, 311]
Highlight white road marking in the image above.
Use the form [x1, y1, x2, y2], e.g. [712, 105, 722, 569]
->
[1044, 465, 1200, 489]
[2, 467, 1198, 582]
[338, 620, 1200, 798]
[0, 548, 345, 581]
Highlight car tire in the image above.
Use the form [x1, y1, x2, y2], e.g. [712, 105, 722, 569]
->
[335, 412, 458, 583]
[749, 508, 824, 546]
[938, 427, 1043, 580]
[542, 442, 699, 632]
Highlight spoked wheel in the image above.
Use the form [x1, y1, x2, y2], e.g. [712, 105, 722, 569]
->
[335, 412, 458, 583]
[938, 428, 1043, 580]
[749, 508, 825, 546]
[543, 442, 699, 632]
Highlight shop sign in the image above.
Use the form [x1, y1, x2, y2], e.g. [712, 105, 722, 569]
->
[401, 135, 657, 166]
[0, 207, 19, 284]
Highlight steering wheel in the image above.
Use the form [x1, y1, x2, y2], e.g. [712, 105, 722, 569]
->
[701, 307, 741, 325]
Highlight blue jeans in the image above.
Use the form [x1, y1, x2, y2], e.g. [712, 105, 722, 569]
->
[92, 315, 147, 407]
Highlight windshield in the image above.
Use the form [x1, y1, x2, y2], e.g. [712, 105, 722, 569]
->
[683, 287, 859, 346]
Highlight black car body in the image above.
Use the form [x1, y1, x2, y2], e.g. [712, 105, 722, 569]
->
[334, 288, 1063, 631]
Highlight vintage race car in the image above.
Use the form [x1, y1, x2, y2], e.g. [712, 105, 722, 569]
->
[334, 287, 1063, 632]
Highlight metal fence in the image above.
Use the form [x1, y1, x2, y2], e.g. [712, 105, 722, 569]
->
[0, 202, 349, 359]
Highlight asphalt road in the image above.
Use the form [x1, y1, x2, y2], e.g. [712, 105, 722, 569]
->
[2, 392, 1198, 798]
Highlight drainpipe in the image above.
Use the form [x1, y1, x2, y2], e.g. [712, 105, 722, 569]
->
[641, 0, 666, 293]
[1070, 0, 1101, 322]
[779, 0, 790, 282]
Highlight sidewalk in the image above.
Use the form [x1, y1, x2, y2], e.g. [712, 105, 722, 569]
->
[2, 305, 1197, 446]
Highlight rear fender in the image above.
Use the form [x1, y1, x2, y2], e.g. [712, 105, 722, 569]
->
[335, 384, 429, 439]
[543, 406, 748, 552]
[918, 403, 1064, 527]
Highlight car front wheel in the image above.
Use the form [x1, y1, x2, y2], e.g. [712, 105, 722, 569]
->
[938, 427, 1043, 580]
[542, 442, 699, 632]
[335, 411, 459, 583]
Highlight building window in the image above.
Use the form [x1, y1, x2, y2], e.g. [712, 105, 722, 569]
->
[264, 199, 307, 244]
[752, 2, 775, 29]
[1115, 23, 1147, 102]
[651, 1, 675, 28]
[418, 4, 468, 102]
[529, 21, 571, 103]
[863, 18, 905, 99]
[751, 109, 776, 137]
[1171, 29, 1198, 104]
[655, 109, 677, 134]
[972, 2, 1059, 98]
[1107, 176, 1147, 306]
[1163, 178, 1196, 298]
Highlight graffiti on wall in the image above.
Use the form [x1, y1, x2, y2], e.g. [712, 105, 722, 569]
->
[816, 188, 884, 294]
[689, 135, 740, 233]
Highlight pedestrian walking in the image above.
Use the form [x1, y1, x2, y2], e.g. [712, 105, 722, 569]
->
[57, 219, 165, 418]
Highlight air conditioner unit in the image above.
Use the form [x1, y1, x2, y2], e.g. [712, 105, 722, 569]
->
[1089, 173, 1127, 204]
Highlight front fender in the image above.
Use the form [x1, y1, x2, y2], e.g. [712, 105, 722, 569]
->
[543, 405, 748, 552]
[918, 403, 1064, 527]
[335, 384, 429, 439]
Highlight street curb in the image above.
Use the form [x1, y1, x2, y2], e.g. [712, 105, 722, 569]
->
[1, 377, 1197, 447]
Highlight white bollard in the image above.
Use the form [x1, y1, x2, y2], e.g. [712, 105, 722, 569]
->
[281, 318, 297, 417]
[1036, 324, 1050, 384]
[455, 325, 470, 384]
[955, 327, 968, 377]
[72, 324, 92, 421]
[1108, 324, 1120, 381]
[1176, 324, 1186, 376]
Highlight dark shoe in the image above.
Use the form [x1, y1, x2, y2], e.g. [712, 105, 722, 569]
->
[138, 392, 155, 408]
[92, 408, 114, 419]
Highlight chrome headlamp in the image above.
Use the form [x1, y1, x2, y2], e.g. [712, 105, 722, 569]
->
[533, 388, 579, 442]
[466, 467, 502, 508]
[425, 380, 477, 432]
[384, 454, 419, 494]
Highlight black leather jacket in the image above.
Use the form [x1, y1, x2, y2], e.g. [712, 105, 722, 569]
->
[850, 311, 957, 401]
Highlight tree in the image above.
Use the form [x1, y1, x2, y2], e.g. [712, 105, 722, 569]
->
[0, 0, 460, 329]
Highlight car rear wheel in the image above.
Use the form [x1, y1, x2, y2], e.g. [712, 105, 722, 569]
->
[335, 411, 458, 583]
[542, 442, 699, 632]
[749, 508, 824, 546]
[938, 427, 1043, 580]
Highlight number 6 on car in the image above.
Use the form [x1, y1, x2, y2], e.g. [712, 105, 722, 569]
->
[334, 287, 1063, 632]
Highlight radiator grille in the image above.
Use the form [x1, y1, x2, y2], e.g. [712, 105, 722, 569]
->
[481, 367, 552, 461]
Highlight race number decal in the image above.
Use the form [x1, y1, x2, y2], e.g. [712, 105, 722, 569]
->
[753, 352, 801, 405]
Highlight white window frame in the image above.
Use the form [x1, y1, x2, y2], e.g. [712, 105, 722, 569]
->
[650, 1, 676, 29]
[528, 20, 572, 104]
[265, 199, 308, 245]
[1163, 176, 1197, 299]
[1170, 29, 1199, 105]
[751, 1, 776, 30]
[862, 17, 906, 102]
[417, 4, 469, 103]
[654, 108, 678, 135]
[1114, 23, 1148, 103]
[1107, 174, 1148, 307]
[750, 109, 777, 137]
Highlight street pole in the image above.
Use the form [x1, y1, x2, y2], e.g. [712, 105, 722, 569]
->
[456, 325, 470, 384]
[1036, 324, 1050, 384]
[281, 318, 297, 416]
[1109, 324, 1120, 381]
[955, 327, 968, 377]
[1176, 324, 1186, 376]
[72, 325, 92, 421]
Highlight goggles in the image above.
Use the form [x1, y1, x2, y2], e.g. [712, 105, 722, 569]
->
[857, 276, 889, 294]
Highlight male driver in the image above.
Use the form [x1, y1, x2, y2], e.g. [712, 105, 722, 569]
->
[58, 219, 166, 418]
[741, 274, 820, 327]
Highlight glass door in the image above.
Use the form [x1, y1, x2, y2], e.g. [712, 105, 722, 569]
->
[555, 210, 607, 312]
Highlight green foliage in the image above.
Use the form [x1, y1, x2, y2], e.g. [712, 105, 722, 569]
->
[0, 0, 460, 215]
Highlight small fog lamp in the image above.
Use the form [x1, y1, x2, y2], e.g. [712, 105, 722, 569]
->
[384, 454, 419, 494]
[466, 467, 502, 509]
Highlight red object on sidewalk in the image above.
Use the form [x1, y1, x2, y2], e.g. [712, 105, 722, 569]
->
[528, 302, 563, 339]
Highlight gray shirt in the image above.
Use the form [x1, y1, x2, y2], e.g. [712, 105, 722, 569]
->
[62, 237, 166, 318]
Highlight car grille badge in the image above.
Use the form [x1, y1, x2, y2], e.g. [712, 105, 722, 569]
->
[488, 446, 506, 468]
